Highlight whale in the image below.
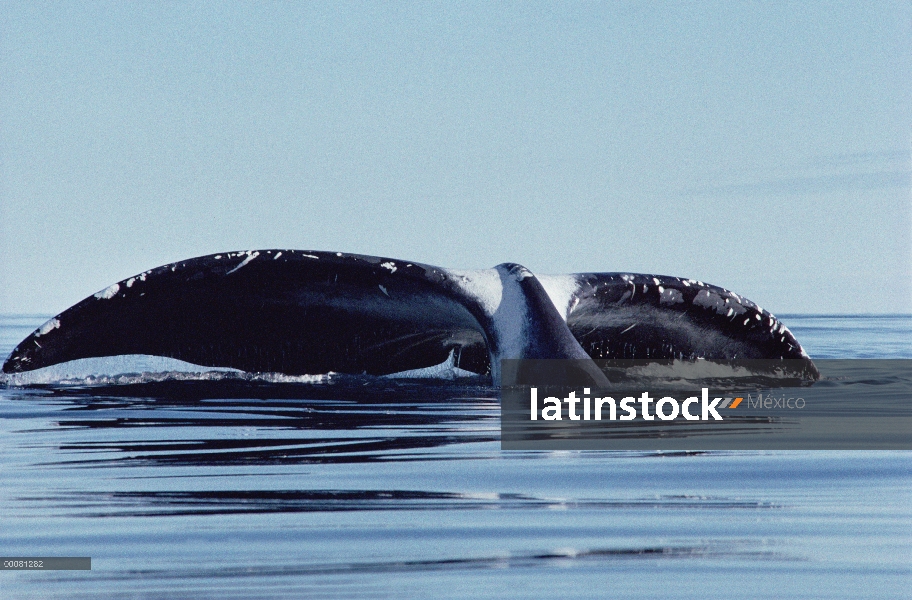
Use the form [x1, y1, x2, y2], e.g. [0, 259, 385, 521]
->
[1, 250, 819, 383]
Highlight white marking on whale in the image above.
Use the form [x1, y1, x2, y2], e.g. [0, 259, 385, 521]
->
[36, 318, 60, 337]
[226, 251, 259, 275]
[537, 275, 581, 321]
[94, 283, 120, 300]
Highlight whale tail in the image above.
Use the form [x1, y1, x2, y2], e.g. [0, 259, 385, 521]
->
[2, 250, 818, 383]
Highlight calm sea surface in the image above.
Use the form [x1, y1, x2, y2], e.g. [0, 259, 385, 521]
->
[1, 314, 910, 599]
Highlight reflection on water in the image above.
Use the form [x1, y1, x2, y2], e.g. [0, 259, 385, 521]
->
[33, 489, 780, 518]
[2, 315, 911, 599]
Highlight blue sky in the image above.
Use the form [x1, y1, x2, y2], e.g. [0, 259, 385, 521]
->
[1, 1, 909, 314]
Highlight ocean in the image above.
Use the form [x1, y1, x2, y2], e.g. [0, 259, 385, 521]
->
[1, 314, 910, 599]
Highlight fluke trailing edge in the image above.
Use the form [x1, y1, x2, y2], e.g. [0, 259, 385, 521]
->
[1, 250, 819, 383]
